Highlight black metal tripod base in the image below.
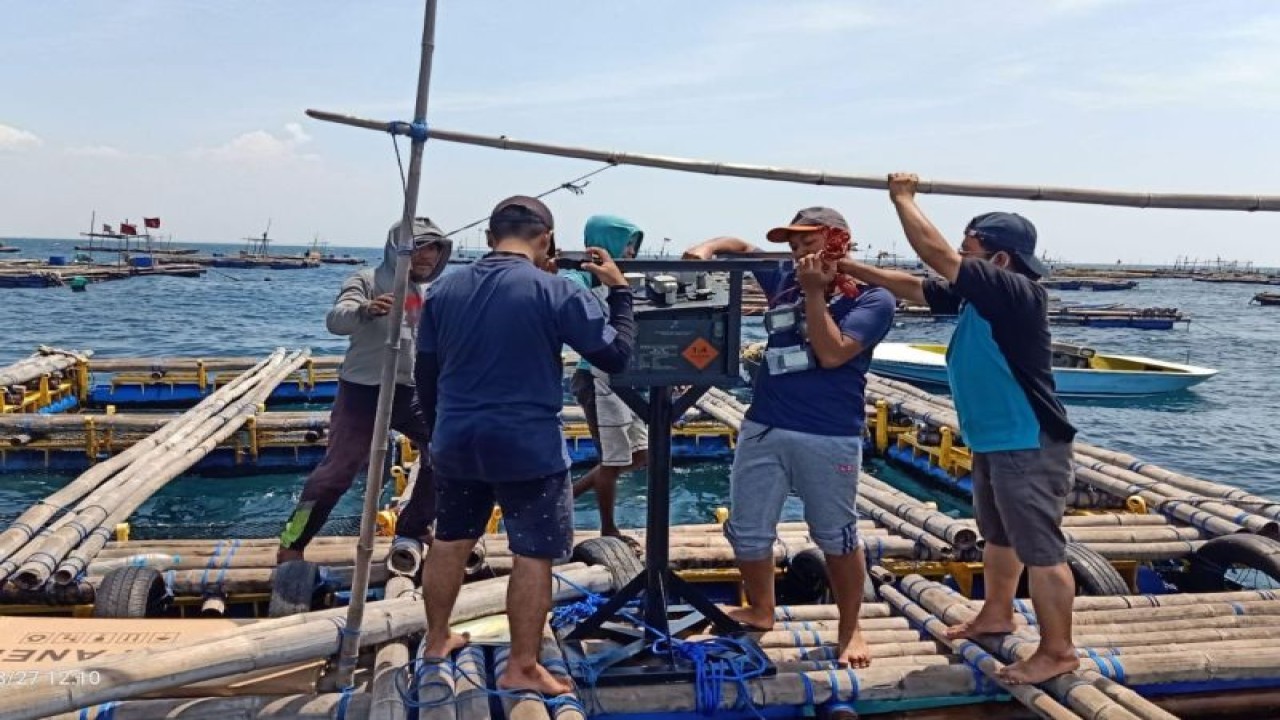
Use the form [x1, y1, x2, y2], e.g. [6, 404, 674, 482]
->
[559, 568, 773, 685]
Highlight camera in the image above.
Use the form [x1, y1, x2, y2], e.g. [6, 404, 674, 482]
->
[554, 251, 592, 271]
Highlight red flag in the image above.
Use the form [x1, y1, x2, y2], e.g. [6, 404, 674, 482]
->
[102, 224, 113, 233]
[120, 223, 137, 236]
[144, 217, 161, 229]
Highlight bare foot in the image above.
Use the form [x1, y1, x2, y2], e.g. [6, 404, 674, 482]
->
[944, 612, 1015, 640]
[422, 631, 470, 659]
[836, 627, 872, 669]
[998, 648, 1079, 684]
[276, 548, 304, 565]
[498, 661, 573, 695]
[724, 604, 774, 631]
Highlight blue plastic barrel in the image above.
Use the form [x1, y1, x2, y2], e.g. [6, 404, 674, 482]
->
[130, 256, 154, 268]
[48, 255, 67, 266]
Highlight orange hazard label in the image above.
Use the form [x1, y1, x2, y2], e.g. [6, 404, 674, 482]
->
[681, 338, 719, 370]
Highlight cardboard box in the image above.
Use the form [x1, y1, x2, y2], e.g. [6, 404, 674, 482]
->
[0, 617, 323, 696]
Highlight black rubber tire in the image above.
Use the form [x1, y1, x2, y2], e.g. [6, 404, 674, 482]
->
[93, 566, 170, 618]
[1065, 542, 1130, 596]
[571, 537, 644, 590]
[779, 548, 879, 605]
[269, 560, 321, 618]
[1186, 534, 1280, 592]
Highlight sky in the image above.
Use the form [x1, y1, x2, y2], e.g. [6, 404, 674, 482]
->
[3, 0, 1280, 265]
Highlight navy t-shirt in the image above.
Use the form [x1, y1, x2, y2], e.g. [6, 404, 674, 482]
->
[923, 258, 1075, 451]
[419, 253, 616, 482]
[746, 265, 896, 436]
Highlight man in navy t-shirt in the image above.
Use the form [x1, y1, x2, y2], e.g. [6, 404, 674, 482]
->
[838, 173, 1079, 685]
[684, 207, 895, 669]
[415, 195, 635, 696]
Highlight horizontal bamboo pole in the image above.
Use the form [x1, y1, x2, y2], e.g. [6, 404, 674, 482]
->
[0, 564, 612, 720]
[0, 347, 88, 388]
[1078, 541, 1205, 560]
[1075, 444, 1280, 522]
[1072, 466, 1247, 537]
[328, 121, 1280, 213]
[761, 644, 948, 664]
[88, 355, 344, 373]
[0, 411, 331, 435]
[45, 694, 374, 720]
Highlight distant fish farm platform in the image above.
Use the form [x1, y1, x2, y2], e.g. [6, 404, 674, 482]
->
[1, 346, 1280, 718]
[0, 255, 206, 289]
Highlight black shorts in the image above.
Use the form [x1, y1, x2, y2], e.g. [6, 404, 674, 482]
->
[435, 471, 574, 559]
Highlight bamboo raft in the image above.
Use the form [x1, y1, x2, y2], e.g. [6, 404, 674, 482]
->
[895, 301, 1190, 330]
[0, 258, 206, 288]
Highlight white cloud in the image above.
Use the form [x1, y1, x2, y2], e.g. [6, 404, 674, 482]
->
[190, 122, 316, 162]
[65, 145, 126, 158]
[0, 124, 42, 151]
[726, 1, 883, 35]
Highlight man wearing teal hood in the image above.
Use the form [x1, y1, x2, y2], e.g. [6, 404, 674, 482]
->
[565, 215, 649, 537]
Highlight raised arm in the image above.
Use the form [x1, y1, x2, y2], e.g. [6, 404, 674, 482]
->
[682, 236, 763, 259]
[836, 259, 926, 305]
[888, 173, 962, 284]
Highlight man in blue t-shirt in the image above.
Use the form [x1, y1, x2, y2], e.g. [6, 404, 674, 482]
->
[838, 173, 1079, 685]
[415, 195, 635, 696]
[684, 207, 895, 669]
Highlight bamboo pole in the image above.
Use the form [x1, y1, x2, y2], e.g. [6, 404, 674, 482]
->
[36, 351, 312, 588]
[0, 564, 611, 720]
[1075, 444, 1280, 522]
[370, 575, 416, 720]
[0, 353, 292, 585]
[453, 644, 489, 720]
[877, 584, 1089, 720]
[1072, 466, 1246, 537]
[328, 0, 441, 691]
[1072, 461, 1278, 536]
[0, 347, 88, 388]
[300, 119, 1280, 213]
[44, 694, 375, 720]
[87, 355, 343, 373]
[0, 351, 283, 573]
[0, 411, 331, 435]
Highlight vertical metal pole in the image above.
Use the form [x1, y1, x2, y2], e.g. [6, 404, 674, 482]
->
[335, 0, 439, 688]
[643, 386, 673, 644]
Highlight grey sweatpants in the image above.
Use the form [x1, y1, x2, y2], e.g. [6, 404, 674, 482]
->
[725, 419, 863, 560]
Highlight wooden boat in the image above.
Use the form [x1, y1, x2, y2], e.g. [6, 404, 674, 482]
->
[0, 243, 19, 253]
[1252, 291, 1280, 306]
[870, 342, 1217, 397]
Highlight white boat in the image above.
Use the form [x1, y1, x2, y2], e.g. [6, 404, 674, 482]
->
[870, 342, 1218, 398]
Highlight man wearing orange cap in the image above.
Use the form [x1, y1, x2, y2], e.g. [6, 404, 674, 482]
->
[684, 207, 895, 668]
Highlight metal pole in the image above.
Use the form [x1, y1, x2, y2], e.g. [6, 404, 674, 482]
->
[335, 0, 439, 688]
[643, 386, 673, 645]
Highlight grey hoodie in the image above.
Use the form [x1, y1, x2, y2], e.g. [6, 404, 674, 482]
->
[326, 218, 452, 386]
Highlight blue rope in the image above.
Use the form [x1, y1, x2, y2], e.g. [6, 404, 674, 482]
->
[549, 572, 609, 629]
[336, 686, 354, 720]
[387, 121, 430, 142]
[620, 610, 771, 717]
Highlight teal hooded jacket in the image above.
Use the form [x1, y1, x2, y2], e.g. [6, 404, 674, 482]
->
[563, 214, 643, 370]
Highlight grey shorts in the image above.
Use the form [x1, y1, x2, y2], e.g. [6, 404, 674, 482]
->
[972, 435, 1074, 566]
[570, 369, 648, 467]
[725, 419, 863, 560]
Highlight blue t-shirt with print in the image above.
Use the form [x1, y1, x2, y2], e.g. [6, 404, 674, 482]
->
[419, 253, 616, 482]
[745, 265, 896, 436]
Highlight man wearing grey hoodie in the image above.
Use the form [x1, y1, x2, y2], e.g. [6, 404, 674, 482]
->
[277, 218, 452, 564]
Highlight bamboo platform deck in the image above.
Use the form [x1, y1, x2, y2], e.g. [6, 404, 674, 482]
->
[2, 353, 1280, 717]
[0, 258, 206, 288]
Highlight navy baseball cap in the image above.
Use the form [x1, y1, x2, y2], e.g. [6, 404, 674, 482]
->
[489, 195, 554, 231]
[965, 212, 1049, 278]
